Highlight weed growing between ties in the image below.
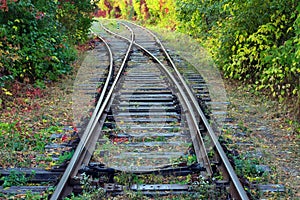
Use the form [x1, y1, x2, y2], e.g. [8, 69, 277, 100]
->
[0, 189, 54, 200]
[143, 26, 299, 199]
[0, 67, 79, 199]
[71, 171, 228, 199]
[220, 83, 300, 199]
[0, 170, 55, 199]
[0, 35, 89, 168]
[64, 173, 106, 200]
[0, 170, 34, 188]
[0, 84, 72, 199]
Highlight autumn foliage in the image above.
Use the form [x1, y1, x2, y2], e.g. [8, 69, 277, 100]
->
[0, 0, 97, 86]
[176, 0, 300, 106]
[98, 0, 300, 110]
[97, 0, 176, 29]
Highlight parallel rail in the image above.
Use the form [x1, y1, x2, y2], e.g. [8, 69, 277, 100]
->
[101, 22, 212, 175]
[125, 21, 249, 200]
[106, 20, 248, 200]
[50, 31, 134, 199]
[50, 20, 249, 200]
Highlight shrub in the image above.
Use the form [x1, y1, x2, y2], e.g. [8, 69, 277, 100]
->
[175, 0, 300, 103]
[56, 0, 98, 44]
[0, 0, 97, 83]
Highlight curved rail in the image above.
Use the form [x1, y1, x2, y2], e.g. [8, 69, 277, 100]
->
[106, 20, 249, 200]
[50, 30, 134, 199]
[101, 22, 213, 175]
[131, 22, 249, 200]
[51, 20, 248, 200]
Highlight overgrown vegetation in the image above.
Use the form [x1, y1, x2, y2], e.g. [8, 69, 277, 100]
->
[0, 0, 98, 170]
[176, 0, 300, 106]
[97, 0, 177, 29]
[97, 0, 300, 118]
[0, 0, 97, 86]
[1, 170, 35, 188]
[0, 73, 76, 169]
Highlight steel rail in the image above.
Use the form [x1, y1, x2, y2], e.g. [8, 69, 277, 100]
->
[101, 22, 213, 176]
[50, 29, 134, 199]
[125, 20, 249, 200]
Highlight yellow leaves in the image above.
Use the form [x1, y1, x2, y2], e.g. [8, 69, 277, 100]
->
[292, 89, 298, 95]
[287, 27, 293, 33]
[231, 45, 236, 52]
[12, 26, 18, 32]
[222, 3, 230, 11]
[247, 176, 261, 182]
[239, 35, 245, 43]
[57, 129, 63, 133]
[2, 88, 12, 96]
[51, 56, 60, 63]
[49, 161, 57, 167]
[48, 152, 60, 156]
[224, 134, 233, 140]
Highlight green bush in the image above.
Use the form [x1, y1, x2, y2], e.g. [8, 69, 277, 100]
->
[0, 0, 97, 83]
[175, 0, 300, 103]
[56, 0, 98, 44]
[100, 0, 299, 103]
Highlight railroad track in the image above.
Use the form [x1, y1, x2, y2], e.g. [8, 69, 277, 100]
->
[0, 20, 249, 199]
[49, 20, 249, 199]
